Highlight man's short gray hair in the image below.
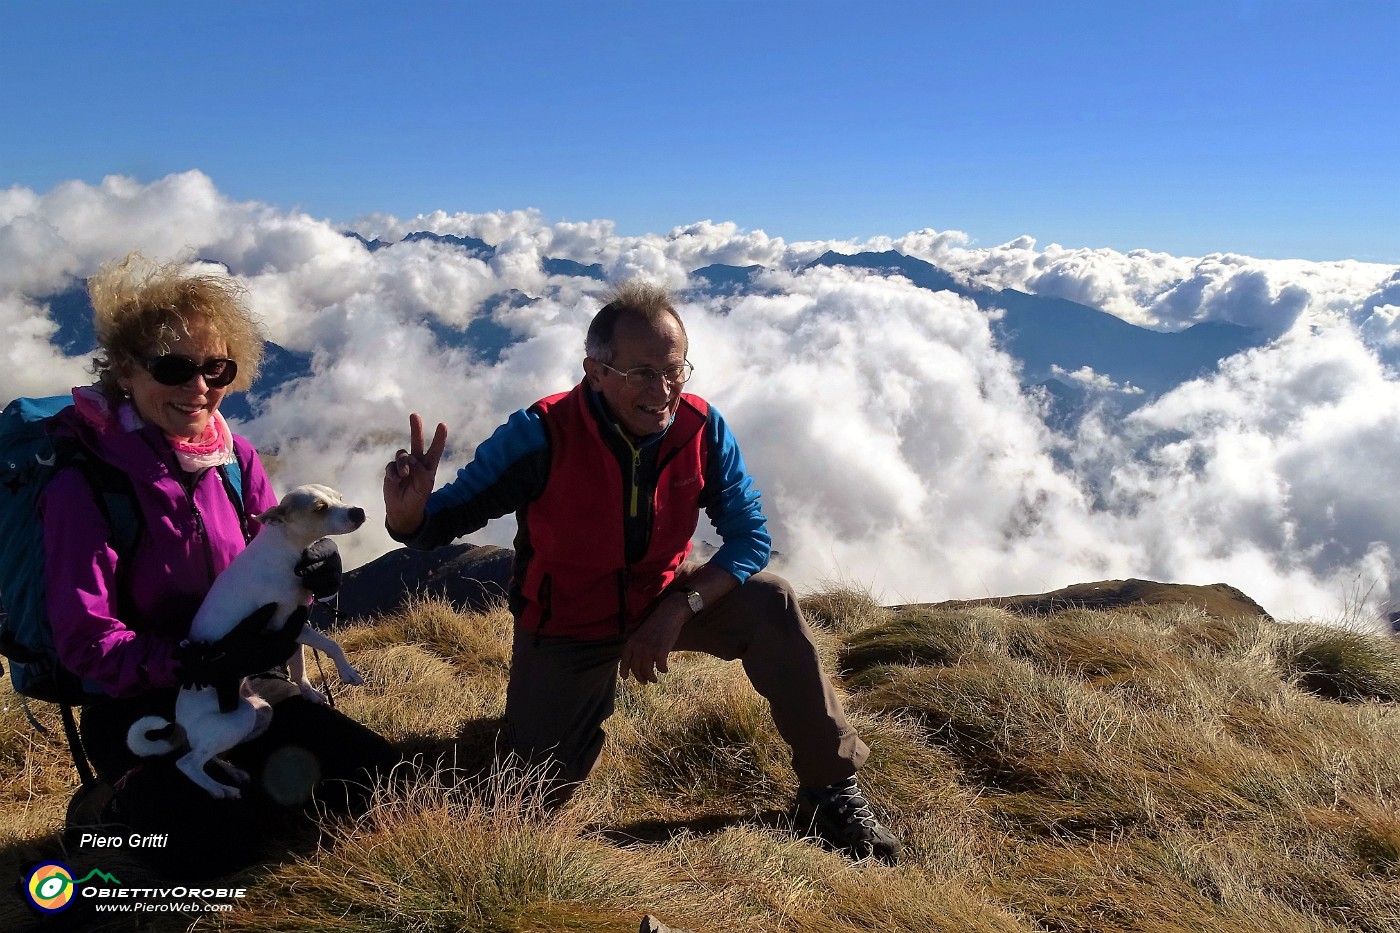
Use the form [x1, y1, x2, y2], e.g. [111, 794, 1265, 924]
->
[584, 280, 687, 364]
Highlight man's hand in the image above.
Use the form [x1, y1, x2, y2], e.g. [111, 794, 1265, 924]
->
[619, 596, 690, 684]
[384, 412, 448, 537]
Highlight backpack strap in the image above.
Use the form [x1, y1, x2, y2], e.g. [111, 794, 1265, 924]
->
[216, 454, 250, 543]
[59, 701, 97, 788]
[17, 695, 98, 787]
[66, 449, 143, 557]
[45, 447, 141, 786]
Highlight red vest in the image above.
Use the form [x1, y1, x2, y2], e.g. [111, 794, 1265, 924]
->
[520, 383, 709, 638]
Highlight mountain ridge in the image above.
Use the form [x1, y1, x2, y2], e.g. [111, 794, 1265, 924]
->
[32, 236, 1269, 431]
[335, 542, 1276, 627]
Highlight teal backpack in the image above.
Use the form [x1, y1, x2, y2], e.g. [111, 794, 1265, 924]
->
[0, 395, 244, 782]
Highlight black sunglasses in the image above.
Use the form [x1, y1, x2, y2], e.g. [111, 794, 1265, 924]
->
[139, 354, 239, 388]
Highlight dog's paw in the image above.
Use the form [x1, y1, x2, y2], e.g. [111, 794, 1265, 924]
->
[196, 778, 242, 800]
[297, 682, 328, 705]
[340, 668, 365, 687]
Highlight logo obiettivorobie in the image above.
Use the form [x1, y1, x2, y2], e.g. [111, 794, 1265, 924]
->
[25, 861, 75, 912]
[23, 861, 120, 913]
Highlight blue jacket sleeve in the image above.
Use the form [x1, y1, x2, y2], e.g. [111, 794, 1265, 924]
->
[700, 404, 771, 582]
[395, 408, 550, 549]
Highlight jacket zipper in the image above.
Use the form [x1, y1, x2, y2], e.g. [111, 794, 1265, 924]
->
[138, 430, 223, 582]
[619, 432, 642, 518]
[610, 415, 702, 634]
[616, 432, 642, 631]
[180, 467, 222, 581]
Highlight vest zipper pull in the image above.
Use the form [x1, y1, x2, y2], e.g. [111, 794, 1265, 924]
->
[630, 448, 641, 518]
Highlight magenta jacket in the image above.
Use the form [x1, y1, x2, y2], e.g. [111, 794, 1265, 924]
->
[38, 391, 278, 698]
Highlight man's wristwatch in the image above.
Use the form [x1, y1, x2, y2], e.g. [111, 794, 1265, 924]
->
[683, 589, 705, 615]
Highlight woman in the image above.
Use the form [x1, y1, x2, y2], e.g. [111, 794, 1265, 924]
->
[39, 253, 396, 878]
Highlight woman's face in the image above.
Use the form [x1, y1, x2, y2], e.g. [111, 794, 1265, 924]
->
[119, 328, 231, 441]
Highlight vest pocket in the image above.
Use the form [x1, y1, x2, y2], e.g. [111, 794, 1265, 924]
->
[533, 573, 554, 646]
[616, 569, 629, 635]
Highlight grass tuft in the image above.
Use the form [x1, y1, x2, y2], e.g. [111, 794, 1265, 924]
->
[800, 584, 889, 636]
[1269, 623, 1400, 702]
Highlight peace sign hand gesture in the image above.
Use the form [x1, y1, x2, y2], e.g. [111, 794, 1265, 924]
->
[383, 412, 448, 537]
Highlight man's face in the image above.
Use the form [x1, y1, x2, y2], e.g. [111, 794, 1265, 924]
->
[584, 315, 688, 440]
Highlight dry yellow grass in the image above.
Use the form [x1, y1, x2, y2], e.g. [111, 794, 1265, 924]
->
[3, 590, 1400, 932]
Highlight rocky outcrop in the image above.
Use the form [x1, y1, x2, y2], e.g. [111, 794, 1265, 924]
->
[898, 578, 1273, 621]
[336, 543, 513, 622]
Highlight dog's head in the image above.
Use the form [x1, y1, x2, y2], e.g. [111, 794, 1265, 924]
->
[253, 484, 366, 545]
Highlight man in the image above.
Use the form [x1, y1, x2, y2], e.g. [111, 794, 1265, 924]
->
[383, 281, 900, 863]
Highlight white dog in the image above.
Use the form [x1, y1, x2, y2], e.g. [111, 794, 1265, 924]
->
[127, 484, 366, 799]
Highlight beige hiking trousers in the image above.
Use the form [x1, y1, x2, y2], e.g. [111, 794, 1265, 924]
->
[504, 571, 869, 793]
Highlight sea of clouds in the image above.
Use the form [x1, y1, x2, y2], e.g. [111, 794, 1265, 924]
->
[4, 171, 1399, 625]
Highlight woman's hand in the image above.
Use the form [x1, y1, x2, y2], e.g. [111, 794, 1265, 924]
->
[174, 603, 308, 686]
[295, 538, 342, 600]
[383, 412, 447, 537]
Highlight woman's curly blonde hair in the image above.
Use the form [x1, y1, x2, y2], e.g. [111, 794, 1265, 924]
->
[87, 252, 265, 400]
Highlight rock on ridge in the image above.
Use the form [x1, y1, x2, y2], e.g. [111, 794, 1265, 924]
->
[897, 578, 1273, 621]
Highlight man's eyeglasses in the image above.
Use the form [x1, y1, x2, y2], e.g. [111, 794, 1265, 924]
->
[596, 359, 694, 389]
[140, 354, 239, 388]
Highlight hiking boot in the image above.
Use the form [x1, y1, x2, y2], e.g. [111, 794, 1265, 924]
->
[796, 774, 902, 865]
[64, 780, 118, 832]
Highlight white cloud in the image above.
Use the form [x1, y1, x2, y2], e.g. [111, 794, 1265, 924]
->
[0, 293, 90, 402]
[5, 173, 1400, 627]
[1050, 365, 1144, 395]
[1070, 328, 1400, 621]
[894, 232, 1397, 344]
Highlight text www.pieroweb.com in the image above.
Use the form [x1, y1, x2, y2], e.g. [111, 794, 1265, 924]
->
[85, 886, 246, 913]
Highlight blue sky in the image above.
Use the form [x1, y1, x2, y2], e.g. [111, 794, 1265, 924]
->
[2, 1, 1396, 262]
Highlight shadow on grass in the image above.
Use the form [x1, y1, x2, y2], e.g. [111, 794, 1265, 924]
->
[600, 807, 796, 848]
[393, 714, 508, 780]
[1, 715, 510, 932]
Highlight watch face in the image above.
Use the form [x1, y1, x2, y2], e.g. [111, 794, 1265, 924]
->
[686, 590, 704, 613]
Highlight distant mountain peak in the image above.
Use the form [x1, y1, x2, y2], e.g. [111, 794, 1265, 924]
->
[805, 249, 1267, 407]
[401, 231, 495, 258]
[689, 263, 766, 296]
[343, 230, 606, 282]
[343, 230, 495, 259]
[806, 249, 965, 295]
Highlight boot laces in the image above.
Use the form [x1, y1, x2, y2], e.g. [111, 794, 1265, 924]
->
[819, 775, 879, 830]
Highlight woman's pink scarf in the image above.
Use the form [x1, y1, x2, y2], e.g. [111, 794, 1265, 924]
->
[166, 413, 236, 472]
[73, 385, 235, 472]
